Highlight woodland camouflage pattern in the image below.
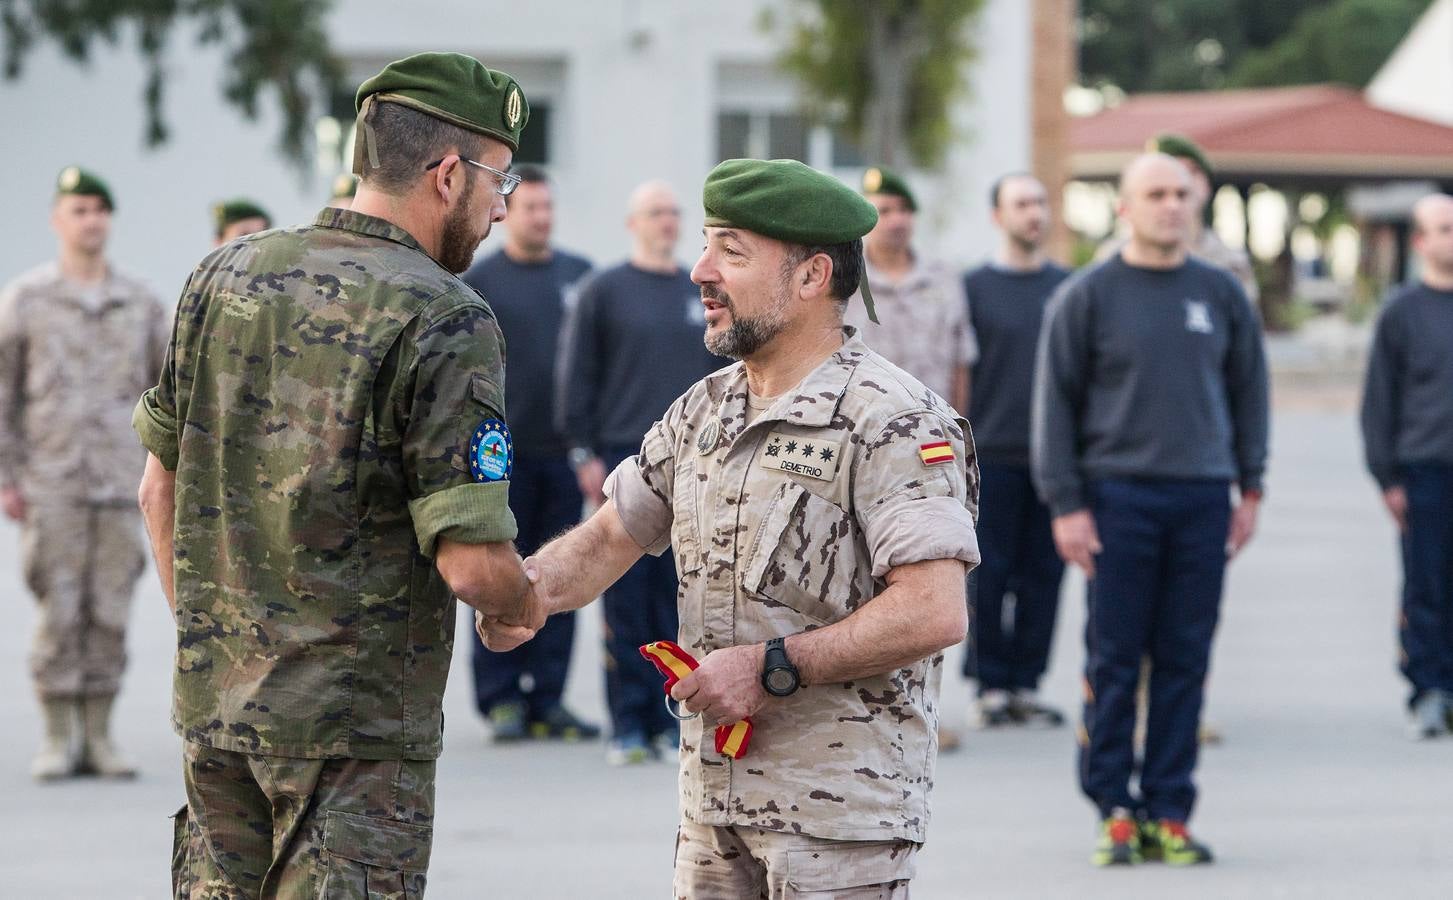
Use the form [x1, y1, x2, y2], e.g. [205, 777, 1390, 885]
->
[134, 207, 517, 761]
[607, 328, 980, 843]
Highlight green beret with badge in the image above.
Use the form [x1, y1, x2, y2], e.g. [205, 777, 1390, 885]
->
[212, 198, 271, 237]
[860, 166, 916, 212]
[353, 51, 529, 174]
[330, 173, 359, 201]
[1146, 133, 1212, 179]
[55, 166, 114, 210]
[702, 157, 881, 322]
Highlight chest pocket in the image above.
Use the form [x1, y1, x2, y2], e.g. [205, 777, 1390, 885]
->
[741, 479, 866, 626]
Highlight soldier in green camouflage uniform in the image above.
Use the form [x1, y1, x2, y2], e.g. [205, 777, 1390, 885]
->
[480, 160, 981, 898]
[135, 53, 537, 898]
[0, 166, 169, 781]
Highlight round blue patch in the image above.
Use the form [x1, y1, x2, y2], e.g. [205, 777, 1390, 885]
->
[470, 419, 513, 483]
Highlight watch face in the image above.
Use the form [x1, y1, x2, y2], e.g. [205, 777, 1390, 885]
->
[765, 667, 797, 695]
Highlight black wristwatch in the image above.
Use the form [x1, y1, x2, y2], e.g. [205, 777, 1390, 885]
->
[761, 637, 800, 697]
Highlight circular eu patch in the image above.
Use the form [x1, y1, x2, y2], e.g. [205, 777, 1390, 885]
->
[470, 419, 513, 483]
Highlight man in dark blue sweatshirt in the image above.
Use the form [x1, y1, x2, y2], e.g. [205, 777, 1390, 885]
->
[462, 166, 599, 745]
[1033, 154, 1269, 868]
[1360, 192, 1453, 741]
[558, 180, 725, 764]
[963, 173, 1070, 729]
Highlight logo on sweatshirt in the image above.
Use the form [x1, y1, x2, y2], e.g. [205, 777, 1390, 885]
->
[1184, 299, 1214, 335]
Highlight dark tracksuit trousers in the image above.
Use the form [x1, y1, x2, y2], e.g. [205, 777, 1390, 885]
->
[601, 445, 680, 742]
[471, 453, 582, 719]
[1399, 463, 1453, 706]
[965, 462, 1065, 693]
[1079, 477, 1230, 823]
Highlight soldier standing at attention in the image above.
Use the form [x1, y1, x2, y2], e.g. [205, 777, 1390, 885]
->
[558, 180, 725, 765]
[136, 53, 539, 895]
[961, 173, 1071, 729]
[1034, 153, 1268, 867]
[462, 165, 599, 743]
[481, 159, 980, 897]
[212, 199, 271, 245]
[845, 166, 977, 414]
[0, 166, 169, 781]
[1360, 193, 1453, 739]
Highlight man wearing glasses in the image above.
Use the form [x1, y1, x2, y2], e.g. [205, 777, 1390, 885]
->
[137, 53, 539, 894]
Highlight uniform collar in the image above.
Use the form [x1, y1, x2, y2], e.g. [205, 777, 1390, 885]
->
[311, 207, 430, 256]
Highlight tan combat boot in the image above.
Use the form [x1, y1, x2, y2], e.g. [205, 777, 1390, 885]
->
[31, 698, 77, 781]
[80, 695, 138, 779]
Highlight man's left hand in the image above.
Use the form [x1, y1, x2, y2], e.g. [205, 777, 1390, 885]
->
[670, 644, 768, 727]
[1227, 494, 1261, 558]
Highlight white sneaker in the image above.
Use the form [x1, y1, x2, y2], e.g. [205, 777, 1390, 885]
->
[969, 689, 1014, 729]
[1408, 691, 1447, 741]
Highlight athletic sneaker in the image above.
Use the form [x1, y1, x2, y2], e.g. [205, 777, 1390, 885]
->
[1009, 690, 1065, 728]
[1092, 809, 1140, 867]
[1408, 690, 1447, 741]
[487, 701, 528, 743]
[606, 732, 657, 766]
[1153, 820, 1214, 866]
[970, 689, 1015, 729]
[529, 705, 601, 742]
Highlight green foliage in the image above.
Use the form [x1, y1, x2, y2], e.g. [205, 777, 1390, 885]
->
[1079, 0, 1432, 93]
[1, 0, 343, 164]
[772, 0, 985, 169]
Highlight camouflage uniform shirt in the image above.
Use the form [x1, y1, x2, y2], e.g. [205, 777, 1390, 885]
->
[0, 262, 168, 502]
[606, 328, 980, 843]
[134, 208, 517, 760]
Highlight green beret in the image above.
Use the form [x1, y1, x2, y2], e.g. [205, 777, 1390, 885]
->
[330, 173, 358, 200]
[212, 199, 271, 236]
[703, 159, 880, 322]
[355, 52, 528, 161]
[55, 166, 114, 210]
[703, 159, 878, 245]
[1146, 133, 1212, 178]
[860, 166, 916, 212]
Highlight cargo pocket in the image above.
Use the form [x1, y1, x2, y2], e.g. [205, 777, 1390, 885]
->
[741, 481, 865, 626]
[785, 842, 917, 899]
[319, 810, 432, 900]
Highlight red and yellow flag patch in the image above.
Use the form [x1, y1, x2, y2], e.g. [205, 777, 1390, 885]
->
[918, 441, 954, 466]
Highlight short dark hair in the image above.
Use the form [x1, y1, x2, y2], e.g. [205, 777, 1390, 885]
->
[989, 171, 1036, 209]
[358, 101, 487, 194]
[503, 164, 550, 208]
[783, 239, 864, 306]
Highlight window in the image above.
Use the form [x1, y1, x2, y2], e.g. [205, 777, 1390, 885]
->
[715, 110, 808, 162]
[515, 102, 551, 165]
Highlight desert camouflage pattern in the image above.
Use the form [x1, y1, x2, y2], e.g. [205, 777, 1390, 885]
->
[173, 741, 435, 899]
[134, 207, 517, 760]
[844, 258, 978, 407]
[22, 503, 145, 698]
[673, 819, 916, 899]
[607, 328, 980, 843]
[0, 261, 169, 502]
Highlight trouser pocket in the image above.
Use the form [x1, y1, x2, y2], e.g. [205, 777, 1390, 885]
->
[319, 810, 432, 899]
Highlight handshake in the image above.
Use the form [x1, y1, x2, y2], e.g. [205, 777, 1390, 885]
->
[474, 556, 552, 653]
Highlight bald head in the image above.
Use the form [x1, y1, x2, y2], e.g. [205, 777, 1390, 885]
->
[1412, 193, 1453, 279]
[1116, 153, 1192, 258]
[627, 180, 681, 262]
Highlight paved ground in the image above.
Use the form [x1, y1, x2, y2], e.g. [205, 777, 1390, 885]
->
[4, 384, 1452, 898]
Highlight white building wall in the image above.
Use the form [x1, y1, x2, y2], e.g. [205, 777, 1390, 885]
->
[1368, 0, 1453, 126]
[0, 0, 1031, 297]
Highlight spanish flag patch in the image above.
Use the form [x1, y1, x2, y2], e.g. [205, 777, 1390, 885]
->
[919, 441, 954, 466]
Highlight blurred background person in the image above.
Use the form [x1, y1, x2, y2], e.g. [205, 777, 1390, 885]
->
[211, 198, 271, 245]
[329, 173, 358, 210]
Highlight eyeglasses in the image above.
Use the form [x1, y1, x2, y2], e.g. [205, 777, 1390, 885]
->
[424, 156, 522, 197]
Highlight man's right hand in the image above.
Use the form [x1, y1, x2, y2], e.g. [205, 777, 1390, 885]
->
[1382, 486, 1409, 534]
[1, 485, 27, 523]
[574, 457, 607, 506]
[477, 569, 550, 651]
[1052, 509, 1102, 580]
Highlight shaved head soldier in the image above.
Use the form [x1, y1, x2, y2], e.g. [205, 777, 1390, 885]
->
[1034, 153, 1269, 867]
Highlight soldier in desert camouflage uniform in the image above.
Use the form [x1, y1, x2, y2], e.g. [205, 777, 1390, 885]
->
[135, 53, 538, 898]
[480, 159, 981, 898]
[0, 166, 169, 781]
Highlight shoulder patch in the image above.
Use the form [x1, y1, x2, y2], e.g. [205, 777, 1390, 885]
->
[919, 441, 954, 467]
[470, 419, 513, 483]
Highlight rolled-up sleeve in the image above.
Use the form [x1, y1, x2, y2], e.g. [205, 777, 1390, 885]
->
[401, 300, 518, 556]
[855, 410, 980, 577]
[603, 399, 681, 556]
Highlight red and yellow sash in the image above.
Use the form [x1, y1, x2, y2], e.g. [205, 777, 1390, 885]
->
[639, 640, 754, 759]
